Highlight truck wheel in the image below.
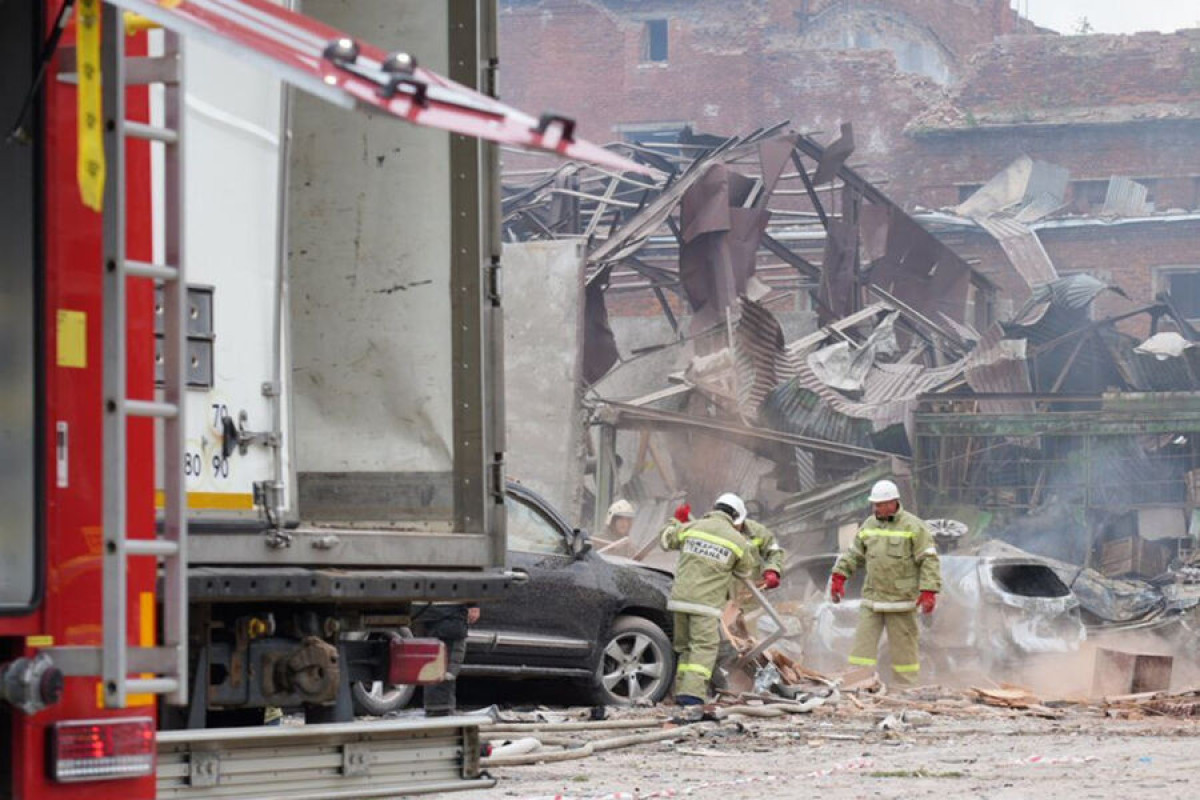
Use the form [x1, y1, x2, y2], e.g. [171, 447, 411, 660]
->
[348, 629, 417, 716]
[591, 615, 674, 706]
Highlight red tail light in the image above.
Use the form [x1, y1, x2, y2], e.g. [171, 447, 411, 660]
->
[388, 637, 447, 685]
[50, 717, 156, 783]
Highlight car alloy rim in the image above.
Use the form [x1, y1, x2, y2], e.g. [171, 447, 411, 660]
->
[362, 681, 408, 703]
[600, 631, 667, 701]
[350, 628, 414, 707]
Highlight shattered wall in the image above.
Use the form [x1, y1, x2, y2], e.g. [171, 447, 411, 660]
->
[499, 0, 991, 171]
[918, 30, 1200, 132]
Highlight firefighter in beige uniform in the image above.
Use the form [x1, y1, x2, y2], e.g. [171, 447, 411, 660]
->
[829, 480, 941, 685]
[659, 493, 756, 704]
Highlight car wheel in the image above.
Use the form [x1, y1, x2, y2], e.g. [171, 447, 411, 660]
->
[348, 629, 417, 716]
[591, 615, 674, 706]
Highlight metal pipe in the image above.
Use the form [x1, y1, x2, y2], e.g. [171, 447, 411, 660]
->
[734, 578, 787, 669]
[482, 719, 664, 733]
[481, 725, 702, 768]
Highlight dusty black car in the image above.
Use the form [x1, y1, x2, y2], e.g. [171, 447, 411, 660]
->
[353, 484, 676, 712]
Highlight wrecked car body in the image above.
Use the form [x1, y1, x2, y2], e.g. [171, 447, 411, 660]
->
[784, 552, 1084, 677]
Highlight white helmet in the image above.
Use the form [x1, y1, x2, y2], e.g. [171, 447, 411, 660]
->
[868, 479, 901, 504]
[605, 499, 635, 527]
[714, 492, 748, 525]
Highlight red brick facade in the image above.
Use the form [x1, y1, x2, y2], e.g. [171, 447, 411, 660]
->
[500, 1, 1200, 325]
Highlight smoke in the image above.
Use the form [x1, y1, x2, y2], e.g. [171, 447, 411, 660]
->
[1004, 621, 1200, 698]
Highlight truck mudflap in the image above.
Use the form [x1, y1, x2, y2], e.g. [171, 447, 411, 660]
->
[156, 716, 493, 798]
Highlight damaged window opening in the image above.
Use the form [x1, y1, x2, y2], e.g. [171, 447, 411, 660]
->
[990, 564, 1072, 599]
[1155, 267, 1200, 321]
[643, 19, 668, 62]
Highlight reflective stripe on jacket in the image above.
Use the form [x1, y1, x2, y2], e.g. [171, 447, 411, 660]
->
[832, 508, 941, 610]
[660, 511, 755, 617]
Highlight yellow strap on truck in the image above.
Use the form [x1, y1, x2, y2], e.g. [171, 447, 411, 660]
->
[77, 0, 104, 211]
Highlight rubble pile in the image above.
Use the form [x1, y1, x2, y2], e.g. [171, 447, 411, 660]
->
[503, 122, 1200, 688]
[476, 676, 1200, 773]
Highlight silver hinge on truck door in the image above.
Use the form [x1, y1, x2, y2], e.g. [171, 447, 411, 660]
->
[489, 458, 505, 504]
[486, 257, 501, 305]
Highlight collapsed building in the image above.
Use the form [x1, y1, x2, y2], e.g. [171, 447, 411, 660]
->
[495, 1, 1200, 688]
[499, 119, 1200, 687]
[504, 124, 1200, 566]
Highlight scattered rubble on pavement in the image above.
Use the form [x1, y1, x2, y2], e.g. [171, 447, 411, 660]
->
[446, 674, 1200, 800]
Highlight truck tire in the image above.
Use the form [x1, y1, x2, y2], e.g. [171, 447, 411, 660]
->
[590, 615, 674, 706]
[348, 629, 417, 716]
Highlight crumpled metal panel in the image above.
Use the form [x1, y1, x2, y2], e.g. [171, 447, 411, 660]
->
[977, 215, 1058, 288]
[765, 307, 965, 452]
[965, 327, 1035, 413]
[812, 122, 855, 186]
[955, 156, 1069, 219]
[807, 311, 899, 395]
[1001, 275, 1139, 393]
[869, 209, 974, 324]
[761, 380, 875, 447]
[861, 358, 962, 405]
[734, 298, 790, 417]
[818, 219, 860, 324]
[1005, 274, 1110, 343]
[1102, 176, 1151, 217]
[1013, 192, 1066, 224]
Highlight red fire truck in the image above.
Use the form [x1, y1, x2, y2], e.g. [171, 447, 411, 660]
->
[0, 2, 642, 797]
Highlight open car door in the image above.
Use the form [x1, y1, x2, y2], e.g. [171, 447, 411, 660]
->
[108, 0, 649, 175]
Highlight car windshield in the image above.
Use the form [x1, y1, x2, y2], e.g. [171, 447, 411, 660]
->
[506, 495, 569, 555]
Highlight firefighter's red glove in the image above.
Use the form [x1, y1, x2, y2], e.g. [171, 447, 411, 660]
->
[830, 573, 846, 604]
[761, 570, 781, 590]
[673, 503, 692, 523]
[918, 590, 937, 614]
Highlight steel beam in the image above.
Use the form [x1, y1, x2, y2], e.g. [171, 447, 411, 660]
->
[914, 412, 1200, 437]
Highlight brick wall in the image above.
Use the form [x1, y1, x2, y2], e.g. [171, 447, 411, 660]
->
[499, 0, 1019, 154]
[898, 121, 1200, 209]
[789, 0, 1033, 60]
[956, 31, 1200, 118]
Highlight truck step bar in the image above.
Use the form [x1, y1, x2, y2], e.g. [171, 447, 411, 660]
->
[156, 717, 493, 799]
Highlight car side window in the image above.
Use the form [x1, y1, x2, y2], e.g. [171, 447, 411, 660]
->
[506, 496, 569, 555]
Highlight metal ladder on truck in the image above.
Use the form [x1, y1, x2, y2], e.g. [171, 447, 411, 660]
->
[98, 3, 189, 710]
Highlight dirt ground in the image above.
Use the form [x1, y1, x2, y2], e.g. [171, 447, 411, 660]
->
[436, 705, 1200, 800]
